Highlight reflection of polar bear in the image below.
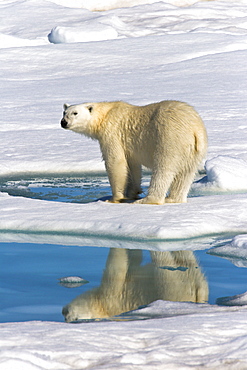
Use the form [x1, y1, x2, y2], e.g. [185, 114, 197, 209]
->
[61, 100, 207, 204]
[62, 249, 208, 322]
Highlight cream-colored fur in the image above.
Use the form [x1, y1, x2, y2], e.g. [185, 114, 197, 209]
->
[61, 100, 207, 204]
[62, 249, 209, 322]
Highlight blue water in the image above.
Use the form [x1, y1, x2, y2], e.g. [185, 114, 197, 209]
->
[1, 242, 246, 323]
[0, 175, 113, 203]
[0, 176, 246, 323]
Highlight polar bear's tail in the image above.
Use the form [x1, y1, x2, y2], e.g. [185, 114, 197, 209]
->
[194, 127, 208, 157]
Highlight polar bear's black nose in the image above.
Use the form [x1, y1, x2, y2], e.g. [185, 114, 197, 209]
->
[61, 118, 68, 128]
[62, 305, 69, 316]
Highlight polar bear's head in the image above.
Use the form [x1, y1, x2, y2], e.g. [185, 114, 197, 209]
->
[62, 300, 93, 322]
[62, 289, 107, 322]
[61, 103, 94, 136]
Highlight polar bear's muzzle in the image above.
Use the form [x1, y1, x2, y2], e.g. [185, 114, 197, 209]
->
[61, 118, 68, 129]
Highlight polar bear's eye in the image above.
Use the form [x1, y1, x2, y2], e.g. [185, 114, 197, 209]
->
[88, 106, 93, 113]
[73, 112, 78, 116]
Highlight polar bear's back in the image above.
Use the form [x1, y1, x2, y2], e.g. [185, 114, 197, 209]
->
[152, 100, 207, 154]
[104, 100, 206, 143]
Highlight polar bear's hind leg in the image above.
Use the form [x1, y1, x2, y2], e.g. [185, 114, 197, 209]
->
[165, 168, 196, 203]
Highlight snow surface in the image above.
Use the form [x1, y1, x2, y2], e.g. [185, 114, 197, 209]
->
[1, 0, 247, 368]
[205, 156, 247, 190]
[1, 301, 247, 370]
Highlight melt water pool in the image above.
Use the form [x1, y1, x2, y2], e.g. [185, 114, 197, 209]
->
[1, 242, 247, 323]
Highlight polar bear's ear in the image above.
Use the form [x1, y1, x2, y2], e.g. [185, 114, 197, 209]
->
[63, 103, 70, 111]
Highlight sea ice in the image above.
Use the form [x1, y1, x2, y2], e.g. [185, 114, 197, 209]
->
[205, 156, 247, 190]
[217, 291, 247, 306]
[58, 276, 89, 288]
[1, 0, 247, 368]
[48, 24, 118, 44]
[209, 234, 247, 267]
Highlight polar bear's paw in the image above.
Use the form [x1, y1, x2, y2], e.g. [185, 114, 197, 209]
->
[134, 196, 164, 205]
[105, 197, 131, 203]
[165, 197, 187, 204]
[105, 198, 122, 203]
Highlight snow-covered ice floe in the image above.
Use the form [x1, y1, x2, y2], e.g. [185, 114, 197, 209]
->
[217, 291, 247, 306]
[0, 188, 247, 246]
[58, 276, 89, 288]
[0, 190, 246, 245]
[1, 301, 247, 369]
[209, 234, 247, 267]
[205, 156, 247, 191]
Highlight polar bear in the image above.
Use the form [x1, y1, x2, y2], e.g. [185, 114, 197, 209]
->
[62, 249, 209, 322]
[61, 100, 207, 204]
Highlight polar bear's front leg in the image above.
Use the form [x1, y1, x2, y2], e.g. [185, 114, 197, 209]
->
[104, 153, 129, 203]
[126, 161, 142, 200]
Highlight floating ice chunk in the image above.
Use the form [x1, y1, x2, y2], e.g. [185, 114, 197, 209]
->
[48, 23, 118, 44]
[211, 234, 247, 257]
[232, 235, 247, 249]
[58, 276, 89, 288]
[205, 156, 247, 190]
[208, 235, 247, 268]
[217, 291, 247, 306]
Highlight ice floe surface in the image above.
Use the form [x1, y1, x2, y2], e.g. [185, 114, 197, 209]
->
[1, 301, 247, 370]
[210, 234, 247, 268]
[205, 156, 247, 190]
